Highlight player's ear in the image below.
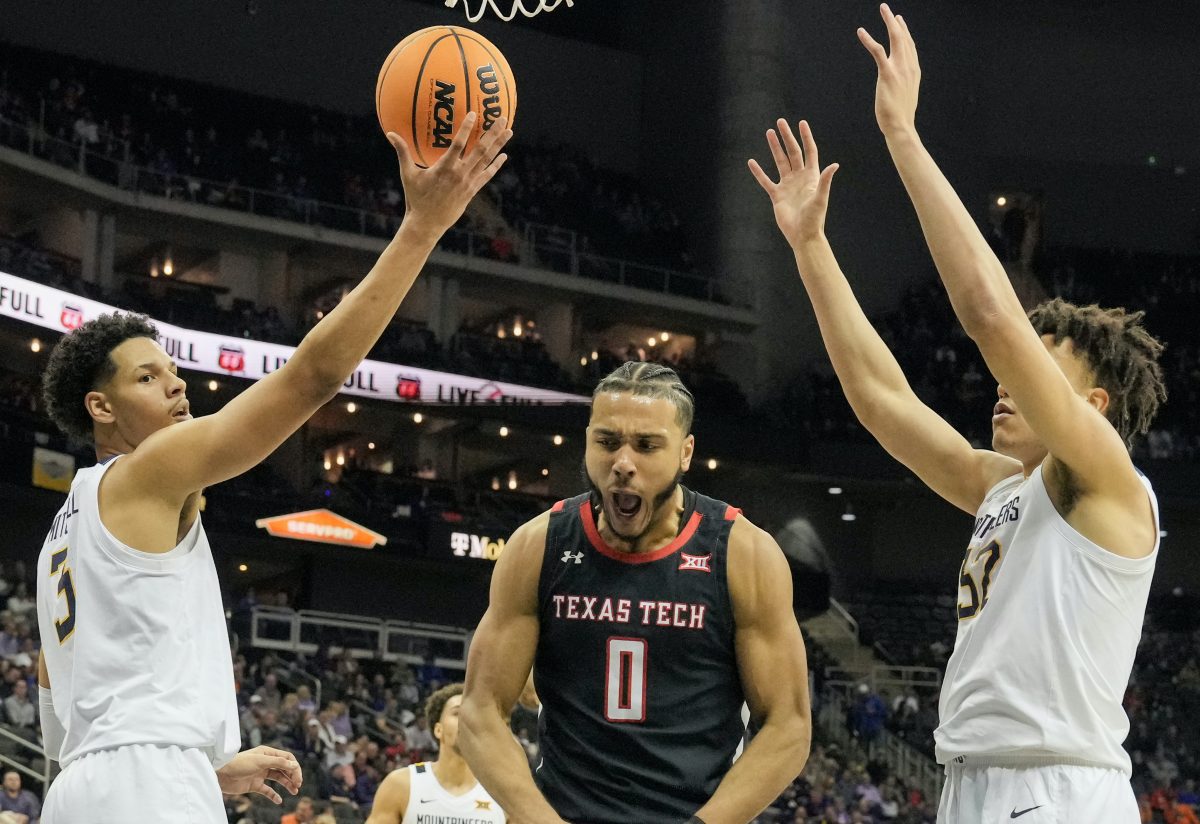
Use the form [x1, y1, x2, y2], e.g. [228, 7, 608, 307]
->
[85, 390, 116, 426]
[679, 434, 695, 472]
[1086, 386, 1110, 417]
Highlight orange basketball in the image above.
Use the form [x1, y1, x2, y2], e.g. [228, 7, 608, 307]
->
[376, 26, 517, 168]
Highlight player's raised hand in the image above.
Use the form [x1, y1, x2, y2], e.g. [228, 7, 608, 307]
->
[748, 119, 839, 248]
[858, 4, 921, 139]
[388, 112, 513, 238]
[215, 745, 304, 804]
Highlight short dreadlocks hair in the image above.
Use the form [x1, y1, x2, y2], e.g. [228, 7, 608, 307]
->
[424, 682, 464, 735]
[1027, 298, 1166, 447]
[41, 312, 159, 441]
[592, 362, 695, 434]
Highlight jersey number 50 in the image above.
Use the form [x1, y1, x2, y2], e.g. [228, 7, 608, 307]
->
[604, 637, 647, 723]
[49, 548, 77, 644]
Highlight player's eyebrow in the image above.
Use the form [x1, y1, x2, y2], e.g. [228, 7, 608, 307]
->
[133, 361, 179, 373]
[593, 428, 666, 440]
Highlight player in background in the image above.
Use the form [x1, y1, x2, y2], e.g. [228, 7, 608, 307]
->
[749, 6, 1165, 822]
[459, 363, 811, 824]
[34, 113, 511, 823]
[367, 683, 505, 824]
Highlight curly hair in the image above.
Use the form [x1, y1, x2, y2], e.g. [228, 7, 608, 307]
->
[1027, 298, 1166, 447]
[41, 312, 159, 441]
[424, 682, 464, 735]
[592, 361, 695, 434]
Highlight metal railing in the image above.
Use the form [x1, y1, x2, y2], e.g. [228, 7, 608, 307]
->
[825, 664, 943, 697]
[0, 112, 747, 308]
[248, 606, 470, 669]
[827, 597, 860, 641]
[818, 687, 943, 804]
[0, 723, 49, 791]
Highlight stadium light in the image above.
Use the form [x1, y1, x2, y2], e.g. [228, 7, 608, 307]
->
[499, 426, 510, 437]
[541, 468, 549, 476]
[208, 380, 219, 391]
[580, 356, 588, 366]
[660, 332, 669, 342]
[828, 487, 842, 495]
[346, 402, 357, 413]
[30, 338, 41, 353]
[238, 564, 248, 572]
[368, 442, 376, 450]
[706, 458, 718, 470]
[841, 505, 856, 522]
[413, 413, 423, 423]
[553, 434, 563, 446]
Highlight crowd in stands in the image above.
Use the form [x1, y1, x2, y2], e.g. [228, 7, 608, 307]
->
[787, 246, 1200, 463]
[0, 43, 705, 285]
[0, 562, 45, 822]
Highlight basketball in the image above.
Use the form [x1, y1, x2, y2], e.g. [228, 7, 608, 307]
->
[376, 26, 517, 168]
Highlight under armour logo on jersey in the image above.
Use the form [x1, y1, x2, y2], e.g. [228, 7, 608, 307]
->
[475, 800, 493, 810]
[561, 551, 583, 564]
[679, 552, 712, 572]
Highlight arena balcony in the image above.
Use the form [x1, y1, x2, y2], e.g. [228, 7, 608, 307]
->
[0, 112, 759, 339]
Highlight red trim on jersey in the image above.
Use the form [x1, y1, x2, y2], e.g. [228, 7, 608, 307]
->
[580, 500, 703, 564]
[723, 505, 741, 521]
[551, 499, 566, 513]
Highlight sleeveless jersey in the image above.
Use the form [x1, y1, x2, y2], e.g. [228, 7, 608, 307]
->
[534, 488, 746, 824]
[35, 457, 241, 768]
[935, 464, 1159, 774]
[401, 761, 505, 824]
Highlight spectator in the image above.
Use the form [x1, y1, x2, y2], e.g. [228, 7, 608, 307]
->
[0, 769, 39, 824]
[850, 684, 888, 744]
[255, 671, 283, 712]
[404, 715, 436, 758]
[3, 681, 34, 729]
[279, 796, 314, 824]
[324, 735, 353, 772]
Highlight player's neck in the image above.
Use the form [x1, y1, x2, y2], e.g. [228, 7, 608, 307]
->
[431, 750, 474, 791]
[599, 485, 684, 555]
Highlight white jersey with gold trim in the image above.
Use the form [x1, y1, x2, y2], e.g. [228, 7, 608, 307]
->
[934, 464, 1159, 775]
[35, 456, 240, 769]
[402, 761, 505, 824]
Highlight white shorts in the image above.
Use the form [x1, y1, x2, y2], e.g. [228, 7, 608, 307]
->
[938, 762, 1139, 824]
[43, 743, 225, 824]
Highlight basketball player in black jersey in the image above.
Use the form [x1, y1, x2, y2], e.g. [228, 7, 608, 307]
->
[459, 363, 811, 824]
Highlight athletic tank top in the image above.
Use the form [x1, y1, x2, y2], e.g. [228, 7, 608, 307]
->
[534, 488, 745, 824]
[35, 457, 241, 768]
[401, 761, 505, 824]
[935, 463, 1159, 774]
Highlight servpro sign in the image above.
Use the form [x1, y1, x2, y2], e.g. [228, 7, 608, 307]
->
[255, 509, 388, 550]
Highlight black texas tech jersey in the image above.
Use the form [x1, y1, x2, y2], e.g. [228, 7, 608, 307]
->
[533, 487, 746, 824]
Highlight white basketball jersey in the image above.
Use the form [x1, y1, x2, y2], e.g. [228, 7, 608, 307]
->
[402, 761, 505, 824]
[935, 464, 1159, 774]
[35, 457, 241, 768]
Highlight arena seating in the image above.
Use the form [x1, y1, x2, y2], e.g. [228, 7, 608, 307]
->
[0, 43, 703, 284]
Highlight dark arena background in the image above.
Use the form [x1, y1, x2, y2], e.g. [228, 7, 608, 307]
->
[1, 1, 1199, 821]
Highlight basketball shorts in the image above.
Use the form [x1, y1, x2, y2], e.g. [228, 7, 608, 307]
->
[938, 760, 1139, 824]
[43, 743, 226, 824]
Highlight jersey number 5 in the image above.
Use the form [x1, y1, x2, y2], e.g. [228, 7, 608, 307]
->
[49, 548, 77, 643]
[957, 540, 1001, 620]
[604, 637, 647, 723]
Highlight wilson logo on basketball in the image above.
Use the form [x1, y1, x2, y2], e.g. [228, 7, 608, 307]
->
[679, 553, 712, 573]
[431, 81, 456, 148]
[217, 345, 245, 372]
[477, 64, 502, 130]
[60, 303, 84, 330]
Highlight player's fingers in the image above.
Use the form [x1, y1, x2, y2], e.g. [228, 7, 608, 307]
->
[818, 162, 840, 200]
[857, 28, 888, 68]
[470, 152, 509, 195]
[439, 110, 477, 165]
[797, 120, 818, 171]
[766, 129, 791, 178]
[388, 132, 416, 170]
[268, 768, 301, 794]
[472, 127, 513, 177]
[251, 781, 283, 805]
[747, 158, 776, 194]
[778, 118, 805, 169]
[896, 15, 920, 67]
[465, 115, 509, 168]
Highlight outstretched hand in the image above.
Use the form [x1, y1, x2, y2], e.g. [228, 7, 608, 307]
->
[215, 745, 303, 804]
[858, 3, 921, 138]
[388, 112, 513, 239]
[748, 119, 839, 248]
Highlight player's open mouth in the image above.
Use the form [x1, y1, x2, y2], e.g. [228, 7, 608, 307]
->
[172, 403, 191, 420]
[609, 491, 642, 521]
